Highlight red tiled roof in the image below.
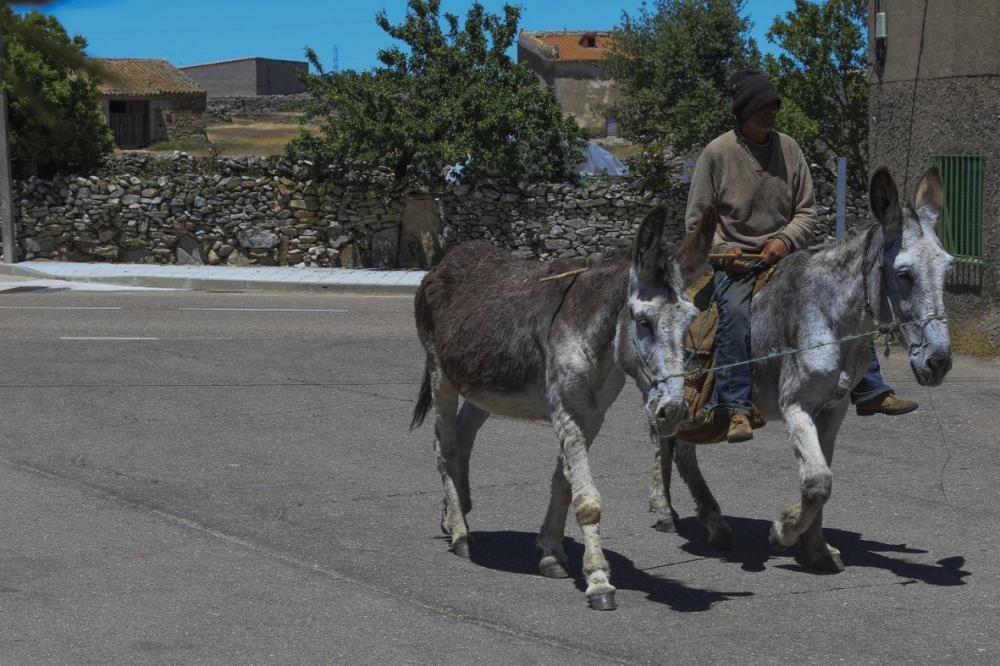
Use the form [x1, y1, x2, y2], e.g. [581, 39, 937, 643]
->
[92, 58, 204, 96]
[521, 31, 616, 62]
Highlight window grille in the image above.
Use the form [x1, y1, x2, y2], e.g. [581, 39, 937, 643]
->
[928, 154, 984, 265]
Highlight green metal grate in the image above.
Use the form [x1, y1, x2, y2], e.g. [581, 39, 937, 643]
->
[928, 154, 984, 265]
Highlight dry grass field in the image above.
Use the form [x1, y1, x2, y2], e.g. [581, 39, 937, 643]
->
[143, 114, 643, 168]
[146, 113, 320, 157]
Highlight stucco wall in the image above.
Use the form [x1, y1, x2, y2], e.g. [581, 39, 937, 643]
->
[871, 0, 1000, 82]
[517, 39, 622, 137]
[552, 74, 622, 136]
[869, 0, 1000, 354]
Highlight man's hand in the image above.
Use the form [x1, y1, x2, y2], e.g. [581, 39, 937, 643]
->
[723, 247, 756, 273]
[761, 237, 790, 266]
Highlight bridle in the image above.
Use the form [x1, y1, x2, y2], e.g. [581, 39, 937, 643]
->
[627, 304, 689, 426]
[861, 226, 942, 356]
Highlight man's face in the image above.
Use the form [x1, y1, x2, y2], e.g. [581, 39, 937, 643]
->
[742, 100, 779, 136]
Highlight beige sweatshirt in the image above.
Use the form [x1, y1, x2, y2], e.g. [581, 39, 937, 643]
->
[685, 129, 818, 255]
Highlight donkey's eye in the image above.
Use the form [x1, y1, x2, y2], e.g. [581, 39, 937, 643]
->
[637, 318, 654, 336]
[896, 269, 912, 282]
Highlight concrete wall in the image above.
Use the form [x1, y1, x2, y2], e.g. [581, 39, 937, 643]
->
[869, 0, 1000, 354]
[180, 60, 259, 98]
[181, 59, 306, 98]
[255, 59, 307, 95]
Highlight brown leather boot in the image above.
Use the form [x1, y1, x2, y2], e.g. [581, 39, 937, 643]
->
[856, 391, 919, 416]
[726, 413, 753, 443]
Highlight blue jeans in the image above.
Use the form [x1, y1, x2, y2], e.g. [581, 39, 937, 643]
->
[707, 269, 754, 416]
[707, 271, 892, 412]
[851, 343, 893, 403]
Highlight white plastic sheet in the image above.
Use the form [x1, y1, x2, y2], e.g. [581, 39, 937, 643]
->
[576, 142, 628, 177]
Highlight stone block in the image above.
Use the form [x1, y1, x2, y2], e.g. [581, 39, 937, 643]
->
[237, 230, 280, 249]
[371, 227, 398, 268]
[226, 248, 250, 266]
[339, 243, 362, 268]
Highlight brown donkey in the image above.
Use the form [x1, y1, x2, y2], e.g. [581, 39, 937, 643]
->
[411, 205, 716, 610]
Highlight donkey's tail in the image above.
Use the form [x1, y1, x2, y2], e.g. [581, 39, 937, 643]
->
[410, 366, 433, 430]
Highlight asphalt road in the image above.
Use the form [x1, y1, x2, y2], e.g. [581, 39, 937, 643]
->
[0, 286, 997, 664]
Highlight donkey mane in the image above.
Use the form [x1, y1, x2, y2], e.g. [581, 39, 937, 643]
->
[768, 221, 882, 295]
[753, 221, 885, 354]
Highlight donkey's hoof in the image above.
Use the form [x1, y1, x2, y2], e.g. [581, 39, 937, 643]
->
[451, 537, 471, 559]
[709, 523, 735, 551]
[587, 591, 618, 611]
[768, 524, 791, 554]
[653, 516, 678, 533]
[539, 558, 570, 579]
[800, 549, 845, 574]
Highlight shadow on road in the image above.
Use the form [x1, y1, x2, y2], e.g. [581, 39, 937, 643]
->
[466, 529, 753, 612]
[674, 516, 970, 586]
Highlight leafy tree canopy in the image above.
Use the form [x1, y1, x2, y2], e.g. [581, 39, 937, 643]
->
[606, 0, 760, 154]
[1, 8, 113, 177]
[765, 0, 868, 190]
[290, 0, 587, 184]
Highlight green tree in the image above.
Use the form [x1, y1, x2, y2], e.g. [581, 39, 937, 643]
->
[1, 8, 113, 177]
[765, 0, 868, 189]
[290, 0, 587, 184]
[606, 0, 760, 154]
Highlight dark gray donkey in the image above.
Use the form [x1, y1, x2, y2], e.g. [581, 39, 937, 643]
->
[650, 166, 954, 572]
[411, 205, 717, 610]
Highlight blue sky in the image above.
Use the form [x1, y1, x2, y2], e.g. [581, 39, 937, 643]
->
[31, 0, 797, 72]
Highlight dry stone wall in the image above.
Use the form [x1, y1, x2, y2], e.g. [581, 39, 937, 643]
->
[8, 152, 864, 268]
[207, 94, 308, 125]
[441, 181, 688, 260]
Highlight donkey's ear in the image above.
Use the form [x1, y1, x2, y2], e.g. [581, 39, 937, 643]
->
[632, 204, 667, 279]
[869, 166, 902, 236]
[914, 166, 945, 219]
[675, 205, 716, 286]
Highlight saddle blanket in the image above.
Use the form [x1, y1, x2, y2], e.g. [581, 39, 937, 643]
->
[676, 267, 773, 444]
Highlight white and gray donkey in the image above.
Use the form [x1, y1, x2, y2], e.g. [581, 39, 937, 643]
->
[412, 205, 716, 610]
[650, 166, 954, 572]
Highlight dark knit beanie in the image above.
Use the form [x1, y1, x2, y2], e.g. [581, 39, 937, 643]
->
[730, 70, 781, 122]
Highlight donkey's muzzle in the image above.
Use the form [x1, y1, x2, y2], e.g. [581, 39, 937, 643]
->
[911, 347, 952, 387]
[910, 347, 951, 386]
[908, 318, 952, 387]
[645, 381, 686, 435]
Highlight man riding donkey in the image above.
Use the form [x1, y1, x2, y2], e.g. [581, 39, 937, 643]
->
[685, 70, 917, 444]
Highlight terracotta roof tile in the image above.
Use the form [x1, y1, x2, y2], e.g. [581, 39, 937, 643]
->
[92, 58, 204, 96]
[522, 31, 615, 62]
